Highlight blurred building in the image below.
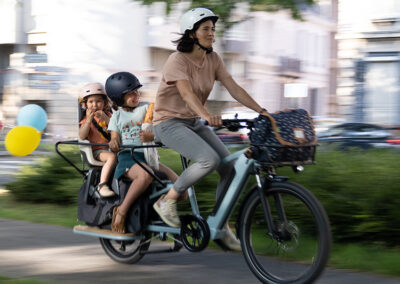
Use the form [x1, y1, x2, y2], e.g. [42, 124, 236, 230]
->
[336, 0, 400, 125]
[0, 0, 337, 140]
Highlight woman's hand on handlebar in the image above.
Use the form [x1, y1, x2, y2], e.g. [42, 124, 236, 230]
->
[203, 114, 222, 127]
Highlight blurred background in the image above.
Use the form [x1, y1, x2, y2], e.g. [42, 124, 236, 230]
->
[1, 0, 399, 141]
[1, 1, 400, 280]
[0, 0, 333, 139]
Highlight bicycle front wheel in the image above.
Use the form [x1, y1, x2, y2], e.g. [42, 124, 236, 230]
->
[239, 182, 331, 284]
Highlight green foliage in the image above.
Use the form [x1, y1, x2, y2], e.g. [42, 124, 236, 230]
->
[278, 148, 400, 246]
[0, 275, 44, 284]
[6, 147, 84, 204]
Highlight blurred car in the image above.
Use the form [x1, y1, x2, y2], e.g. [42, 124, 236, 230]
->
[216, 131, 249, 145]
[317, 122, 400, 149]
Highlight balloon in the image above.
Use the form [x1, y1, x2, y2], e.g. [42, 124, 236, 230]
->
[17, 104, 48, 131]
[5, 126, 41, 157]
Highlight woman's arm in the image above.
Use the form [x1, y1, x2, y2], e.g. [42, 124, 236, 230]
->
[176, 80, 222, 126]
[220, 76, 268, 115]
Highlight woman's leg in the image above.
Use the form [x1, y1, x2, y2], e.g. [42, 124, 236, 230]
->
[155, 119, 221, 196]
[191, 121, 235, 199]
[190, 121, 240, 251]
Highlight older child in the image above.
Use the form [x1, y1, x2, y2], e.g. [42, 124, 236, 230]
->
[79, 82, 116, 198]
[105, 72, 181, 234]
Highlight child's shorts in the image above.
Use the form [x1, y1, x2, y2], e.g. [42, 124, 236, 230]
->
[114, 150, 146, 180]
[93, 149, 110, 159]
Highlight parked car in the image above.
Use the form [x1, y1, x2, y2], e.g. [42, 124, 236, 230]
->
[318, 122, 400, 149]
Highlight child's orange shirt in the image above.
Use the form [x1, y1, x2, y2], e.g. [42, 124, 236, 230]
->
[79, 113, 111, 151]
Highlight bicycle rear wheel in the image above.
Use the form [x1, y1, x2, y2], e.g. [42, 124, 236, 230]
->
[239, 182, 331, 284]
[100, 234, 151, 264]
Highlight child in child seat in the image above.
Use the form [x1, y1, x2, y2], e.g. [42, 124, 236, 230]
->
[79, 82, 117, 198]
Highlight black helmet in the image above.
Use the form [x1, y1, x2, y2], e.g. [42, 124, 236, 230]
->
[105, 72, 143, 106]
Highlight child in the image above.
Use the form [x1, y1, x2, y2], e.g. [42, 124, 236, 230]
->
[105, 72, 181, 234]
[79, 82, 117, 198]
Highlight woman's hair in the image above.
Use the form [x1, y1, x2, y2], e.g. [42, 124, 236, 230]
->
[172, 30, 195, 53]
[172, 18, 215, 52]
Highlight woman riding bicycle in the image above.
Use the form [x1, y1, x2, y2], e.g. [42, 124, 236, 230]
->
[152, 7, 268, 251]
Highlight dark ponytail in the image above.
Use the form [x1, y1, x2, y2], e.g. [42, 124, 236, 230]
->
[172, 30, 195, 53]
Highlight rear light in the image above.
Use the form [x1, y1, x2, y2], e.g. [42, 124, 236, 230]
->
[386, 139, 400, 144]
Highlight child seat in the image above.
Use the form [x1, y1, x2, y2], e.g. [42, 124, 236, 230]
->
[78, 139, 106, 167]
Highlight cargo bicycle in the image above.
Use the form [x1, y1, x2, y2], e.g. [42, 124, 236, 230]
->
[56, 116, 331, 284]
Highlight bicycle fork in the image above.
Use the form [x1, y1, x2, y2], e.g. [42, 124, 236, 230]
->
[255, 173, 292, 242]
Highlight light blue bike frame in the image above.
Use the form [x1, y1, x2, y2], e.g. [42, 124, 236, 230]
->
[146, 148, 256, 240]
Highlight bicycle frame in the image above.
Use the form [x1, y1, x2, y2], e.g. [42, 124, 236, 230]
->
[142, 147, 255, 240]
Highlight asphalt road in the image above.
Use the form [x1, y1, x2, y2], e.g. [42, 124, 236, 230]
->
[0, 218, 399, 284]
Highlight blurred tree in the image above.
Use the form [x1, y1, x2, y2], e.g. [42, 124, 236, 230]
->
[137, 0, 317, 36]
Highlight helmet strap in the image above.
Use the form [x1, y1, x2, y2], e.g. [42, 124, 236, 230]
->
[122, 105, 137, 112]
[193, 38, 213, 54]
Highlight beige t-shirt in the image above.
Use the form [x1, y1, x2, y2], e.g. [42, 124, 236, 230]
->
[153, 51, 231, 124]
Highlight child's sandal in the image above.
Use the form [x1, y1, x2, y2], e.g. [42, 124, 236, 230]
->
[112, 206, 126, 234]
[97, 183, 115, 198]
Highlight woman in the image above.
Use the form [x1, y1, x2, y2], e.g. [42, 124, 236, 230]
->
[152, 7, 268, 250]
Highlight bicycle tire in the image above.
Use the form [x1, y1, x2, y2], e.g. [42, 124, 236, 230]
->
[239, 182, 331, 284]
[99, 234, 151, 264]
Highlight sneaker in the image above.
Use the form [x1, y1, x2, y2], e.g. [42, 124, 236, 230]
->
[220, 224, 241, 251]
[98, 184, 115, 198]
[153, 195, 181, 228]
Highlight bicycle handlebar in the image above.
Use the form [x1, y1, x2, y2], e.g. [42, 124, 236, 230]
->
[204, 118, 254, 132]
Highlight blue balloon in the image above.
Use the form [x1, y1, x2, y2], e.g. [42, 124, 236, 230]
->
[17, 104, 48, 131]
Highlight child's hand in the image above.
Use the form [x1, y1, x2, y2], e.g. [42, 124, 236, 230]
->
[86, 109, 94, 121]
[94, 110, 108, 121]
[139, 130, 154, 142]
[109, 137, 120, 152]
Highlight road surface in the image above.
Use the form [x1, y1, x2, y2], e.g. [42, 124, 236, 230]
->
[0, 218, 399, 284]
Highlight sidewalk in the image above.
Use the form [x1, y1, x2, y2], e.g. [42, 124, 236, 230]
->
[0, 218, 399, 284]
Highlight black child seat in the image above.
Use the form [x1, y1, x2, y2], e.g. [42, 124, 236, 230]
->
[76, 138, 170, 234]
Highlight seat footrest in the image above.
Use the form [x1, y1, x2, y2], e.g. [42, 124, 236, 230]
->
[73, 225, 144, 240]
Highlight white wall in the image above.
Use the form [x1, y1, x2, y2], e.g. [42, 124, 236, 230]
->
[42, 0, 150, 84]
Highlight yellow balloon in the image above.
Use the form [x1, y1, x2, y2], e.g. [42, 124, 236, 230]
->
[5, 126, 41, 157]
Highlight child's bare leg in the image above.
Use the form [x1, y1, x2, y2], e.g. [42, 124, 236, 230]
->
[158, 163, 188, 200]
[113, 164, 153, 232]
[158, 163, 178, 181]
[97, 151, 117, 184]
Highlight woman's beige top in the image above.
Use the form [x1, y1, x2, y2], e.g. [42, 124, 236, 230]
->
[153, 51, 230, 125]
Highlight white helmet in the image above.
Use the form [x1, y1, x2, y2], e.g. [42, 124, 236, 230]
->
[80, 82, 107, 100]
[180, 7, 218, 34]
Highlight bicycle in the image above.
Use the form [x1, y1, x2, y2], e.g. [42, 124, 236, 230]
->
[55, 118, 331, 284]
